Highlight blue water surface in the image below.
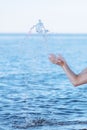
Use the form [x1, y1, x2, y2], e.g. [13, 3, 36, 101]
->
[0, 34, 87, 130]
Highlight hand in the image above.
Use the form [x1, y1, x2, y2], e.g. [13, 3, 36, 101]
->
[49, 54, 66, 67]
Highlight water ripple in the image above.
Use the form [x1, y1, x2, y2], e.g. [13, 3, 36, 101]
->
[12, 118, 87, 129]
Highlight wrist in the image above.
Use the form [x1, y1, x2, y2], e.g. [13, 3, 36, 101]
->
[62, 62, 68, 69]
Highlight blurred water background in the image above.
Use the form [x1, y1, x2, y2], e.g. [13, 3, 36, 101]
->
[0, 33, 87, 130]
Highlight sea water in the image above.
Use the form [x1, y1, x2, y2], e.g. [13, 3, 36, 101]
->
[0, 34, 87, 130]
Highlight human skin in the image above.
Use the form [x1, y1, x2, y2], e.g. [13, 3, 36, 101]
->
[49, 54, 87, 87]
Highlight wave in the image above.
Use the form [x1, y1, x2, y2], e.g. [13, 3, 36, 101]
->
[12, 117, 87, 129]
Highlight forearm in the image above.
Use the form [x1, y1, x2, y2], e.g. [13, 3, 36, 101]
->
[61, 63, 87, 86]
[62, 63, 79, 86]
